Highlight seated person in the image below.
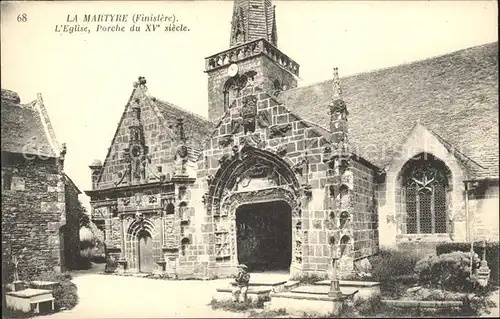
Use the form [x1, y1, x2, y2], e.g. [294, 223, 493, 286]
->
[232, 264, 250, 302]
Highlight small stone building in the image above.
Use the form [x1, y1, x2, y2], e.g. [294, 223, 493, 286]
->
[86, 0, 498, 279]
[1, 89, 81, 280]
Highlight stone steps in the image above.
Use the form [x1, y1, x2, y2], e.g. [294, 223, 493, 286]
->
[214, 287, 272, 302]
[213, 279, 299, 302]
[229, 279, 288, 293]
[286, 285, 360, 298]
[313, 280, 381, 302]
[269, 289, 353, 317]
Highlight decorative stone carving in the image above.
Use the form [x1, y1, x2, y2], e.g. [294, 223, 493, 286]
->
[218, 154, 231, 167]
[218, 186, 300, 218]
[239, 134, 265, 149]
[340, 170, 354, 190]
[173, 119, 189, 176]
[325, 219, 335, 230]
[218, 135, 234, 148]
[276, 144, 287, 156]
[231, 118, 242, 134]
[206, 175, 214, 187]
[246, 163, 271, 179]
[232, 145, 240, 158]
[257, 110, 271, 128]
[148, 196, 157, 204]
[340, 211, 350, 229]
[295, 234, 303, 263]
[215, 232, 230, 259]
[323, 146, 332, 163]
[313, 220, 322, 229]
[269, 123, 292, 138]
[230, 6, 245, 46]
[292, 157, 308, 176]
[240, 95, 258, 134]
[138, 76, 147, 86]
[201, 192, 209, 206]
[58, 143, 67, 170]
[301, 184, 312, 198]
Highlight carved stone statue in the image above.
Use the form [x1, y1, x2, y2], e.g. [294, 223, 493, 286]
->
[240, 95, 258, 134]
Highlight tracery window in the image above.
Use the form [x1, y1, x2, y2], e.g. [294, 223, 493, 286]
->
[403, 158, 449, 234]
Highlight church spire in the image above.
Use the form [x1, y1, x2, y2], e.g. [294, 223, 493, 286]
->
[229, 0, 278, 48]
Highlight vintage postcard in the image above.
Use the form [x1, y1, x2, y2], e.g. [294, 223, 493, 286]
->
[1, 0, 498, 318]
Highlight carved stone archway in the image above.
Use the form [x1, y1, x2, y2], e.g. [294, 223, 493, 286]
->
[125, 217, 156, 271]
[212, 186, 302, 269]
[208, 146, 301, 217]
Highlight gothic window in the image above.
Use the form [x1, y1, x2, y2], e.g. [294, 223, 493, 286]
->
[403, 157, 449, 234]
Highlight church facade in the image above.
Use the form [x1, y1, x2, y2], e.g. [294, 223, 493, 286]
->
[85, 0, 499, 279]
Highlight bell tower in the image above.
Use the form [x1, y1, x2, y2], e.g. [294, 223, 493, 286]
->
[205, 0, 300, 122]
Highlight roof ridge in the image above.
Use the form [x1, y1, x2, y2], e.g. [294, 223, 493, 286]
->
[33, 93, 61, 155]
[97, 87, 138, 184]
[282, 41, 498, 95]
[427, 126, 485, 170]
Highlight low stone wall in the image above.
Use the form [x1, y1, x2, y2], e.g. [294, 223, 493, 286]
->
[269, 293, 345, 317]
[315, 280, 381, 302]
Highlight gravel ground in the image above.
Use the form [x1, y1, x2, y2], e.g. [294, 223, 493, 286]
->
[34, 273, 245, 319]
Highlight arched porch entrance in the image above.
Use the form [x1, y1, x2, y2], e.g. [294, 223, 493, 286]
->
[236, 200, 292, 272]
[207, 146, 303, 274]
[137, 230, 154, 273]
[125, 217, 156, 272]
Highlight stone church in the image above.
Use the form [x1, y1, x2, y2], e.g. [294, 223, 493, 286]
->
[85, 0, 499, 279]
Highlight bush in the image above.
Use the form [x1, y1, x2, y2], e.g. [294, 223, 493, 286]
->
[104, 257, 118, 273]
[30, 271, 79, 311]
[414, 251, 480, 292]
[436, 241, 499, 285]
[248, 308, 287, 318]
[209, 296, 270, 312]
[290, 272, 327, 285]
[369, 249, 421, 283]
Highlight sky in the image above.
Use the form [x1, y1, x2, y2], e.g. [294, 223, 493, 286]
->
[1, 0, 498, 210]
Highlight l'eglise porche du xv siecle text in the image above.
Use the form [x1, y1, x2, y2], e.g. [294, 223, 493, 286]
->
[55, 13, 188, 33]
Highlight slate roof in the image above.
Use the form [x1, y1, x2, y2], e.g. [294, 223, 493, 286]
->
[1, 89, 58, 158]
[64, 173, 81, 194]
[153, 98, 213, 152]
[280, 42, 499, 179]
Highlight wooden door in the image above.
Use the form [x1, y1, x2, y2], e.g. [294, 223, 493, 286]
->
[138, 231, 154, 273]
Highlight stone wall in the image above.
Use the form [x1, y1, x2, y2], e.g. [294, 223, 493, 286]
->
[63, 178, 81, 270]
[374, 124, 500, 257]
[351, 160, 379, 260]
[193, 80, 379, 278]
[470, 181, 499, 242]
[95, 87, 177, 190]
[1, 152, 66, 279]
[206, 54, 298, 122]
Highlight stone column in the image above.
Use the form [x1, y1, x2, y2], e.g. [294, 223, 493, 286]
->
[117, 215, 127, 272]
